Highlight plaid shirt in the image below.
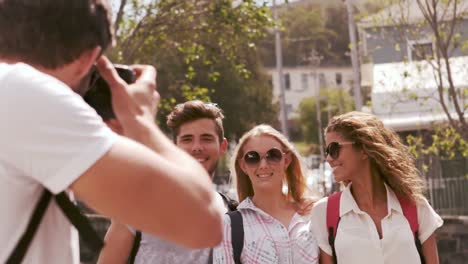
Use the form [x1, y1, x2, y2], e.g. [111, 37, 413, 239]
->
[213, 198, 319, 264]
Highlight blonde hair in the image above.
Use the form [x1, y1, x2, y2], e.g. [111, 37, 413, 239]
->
[325, 111, 426, 202]
[232, 124, 313, 215]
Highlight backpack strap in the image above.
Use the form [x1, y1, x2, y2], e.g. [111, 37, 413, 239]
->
[218, 192, 238, 211]
[397, 195, 425, 264]
[227, 210, 244, 264]
[128, 230, 142, 264]
[7, 189, 104, 263]
[326, 192, 342, 264]
[7, 189, 52, 264]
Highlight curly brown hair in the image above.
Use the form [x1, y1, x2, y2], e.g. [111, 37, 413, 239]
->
[325, 111, 426, 202]
[166, 100, 224, 143]
[232, 124, 313, 215]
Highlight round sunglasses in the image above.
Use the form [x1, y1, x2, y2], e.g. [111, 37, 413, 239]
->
[325, 141, 354, 160]
[242, 148, 286, 167]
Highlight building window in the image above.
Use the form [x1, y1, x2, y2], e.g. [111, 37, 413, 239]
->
[284, 73, 291, 90]
[335, 73, 342, 85]
[319, 73, 326, 88]
[408, 40, 434, 61]
[286, 104, 293, 115]
[301, 73, 308, 91]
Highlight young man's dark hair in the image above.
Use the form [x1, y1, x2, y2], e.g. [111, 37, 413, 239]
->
[166, 100, 225, 143]
[0, 0, 113, 68]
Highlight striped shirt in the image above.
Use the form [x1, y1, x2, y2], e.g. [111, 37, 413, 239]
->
[213, 197, 319, 264]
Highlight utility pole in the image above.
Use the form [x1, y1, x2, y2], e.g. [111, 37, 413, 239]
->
[344, 0, 363, 110]
[306, 50, 325, 193]
[307, 50, 324, 161]
[273, 0, 289, 138]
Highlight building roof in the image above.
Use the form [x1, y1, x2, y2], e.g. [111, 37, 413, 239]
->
[359, 0, 468, 29]
[371, 56, 468, 131]
[380, 112, 466, 131]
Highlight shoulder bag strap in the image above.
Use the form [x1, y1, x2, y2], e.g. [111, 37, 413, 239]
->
[55, 192, 104, 252]
[7, 189, 52, 264]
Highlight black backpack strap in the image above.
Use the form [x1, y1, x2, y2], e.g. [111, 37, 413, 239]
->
[7, 189, 52, 264]
[218, 192, 238, 211]
[55, 191, 104, 252]
[128, 230, 142, 264]
[415, 231, 425, 264]
[227, 210, 244, 264]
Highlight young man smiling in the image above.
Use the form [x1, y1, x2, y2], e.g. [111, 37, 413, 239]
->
[98, 100, 232, 264]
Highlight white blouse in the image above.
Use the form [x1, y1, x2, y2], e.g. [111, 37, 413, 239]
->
[309, 184, 443, 264]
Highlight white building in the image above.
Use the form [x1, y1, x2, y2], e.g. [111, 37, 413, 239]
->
[358, 0, 468, 131]
[265, 66, 353, 119]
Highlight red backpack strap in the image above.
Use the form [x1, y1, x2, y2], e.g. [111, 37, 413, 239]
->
[326, 192, 342, 264]
[396, 195, 418, 239]
[397, 195, 425, 264]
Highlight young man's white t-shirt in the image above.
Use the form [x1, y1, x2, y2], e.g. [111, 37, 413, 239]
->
[0, 63, 118, 263]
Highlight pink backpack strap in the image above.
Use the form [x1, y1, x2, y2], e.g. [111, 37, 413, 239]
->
[396, 195, 418, 239]
[326, 192, 342, 264]
[397, 195, 425, 264]
[326, 192, 342, 238]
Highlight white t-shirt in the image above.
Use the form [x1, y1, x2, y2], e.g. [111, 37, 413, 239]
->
[309, 183, 443, 264]
[130, 191, 228, 264]
[0, 63, 118, 263]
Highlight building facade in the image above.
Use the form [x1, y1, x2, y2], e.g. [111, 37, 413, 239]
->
[265, 66, 353, 119]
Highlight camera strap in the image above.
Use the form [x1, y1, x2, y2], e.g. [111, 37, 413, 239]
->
[7, 189, 104, 263]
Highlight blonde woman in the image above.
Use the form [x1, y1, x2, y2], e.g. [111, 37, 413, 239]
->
[213, 124, 319, 264]
[310, 112, 443, 264]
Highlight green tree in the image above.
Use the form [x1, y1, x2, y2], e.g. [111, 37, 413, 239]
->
[108, 0, 278, 139]
[297, 88, 355, 147]
[259, 2, 347, 67]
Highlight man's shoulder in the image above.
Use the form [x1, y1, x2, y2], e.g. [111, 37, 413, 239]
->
[0, 63, 53, 83]
[0, 63, 69, 100]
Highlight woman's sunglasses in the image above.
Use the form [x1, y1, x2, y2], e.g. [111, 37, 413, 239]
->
[242, 148, 286, 167]
[325, 142, 354, 160]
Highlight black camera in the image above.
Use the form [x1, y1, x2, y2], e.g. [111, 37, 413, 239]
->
[83, 65, 135, 121]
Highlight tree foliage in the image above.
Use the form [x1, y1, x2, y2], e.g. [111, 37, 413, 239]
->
[107, 0, 278, 139]
[297, 88, 355, 146]
[258, 2, 352, 67]
[407, 126, 468, 159]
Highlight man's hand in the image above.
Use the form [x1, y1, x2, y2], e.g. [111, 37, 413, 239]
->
[95, 56, 159, 138]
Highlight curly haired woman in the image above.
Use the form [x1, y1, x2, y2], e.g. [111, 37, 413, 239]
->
[310, 111, 443, 264]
